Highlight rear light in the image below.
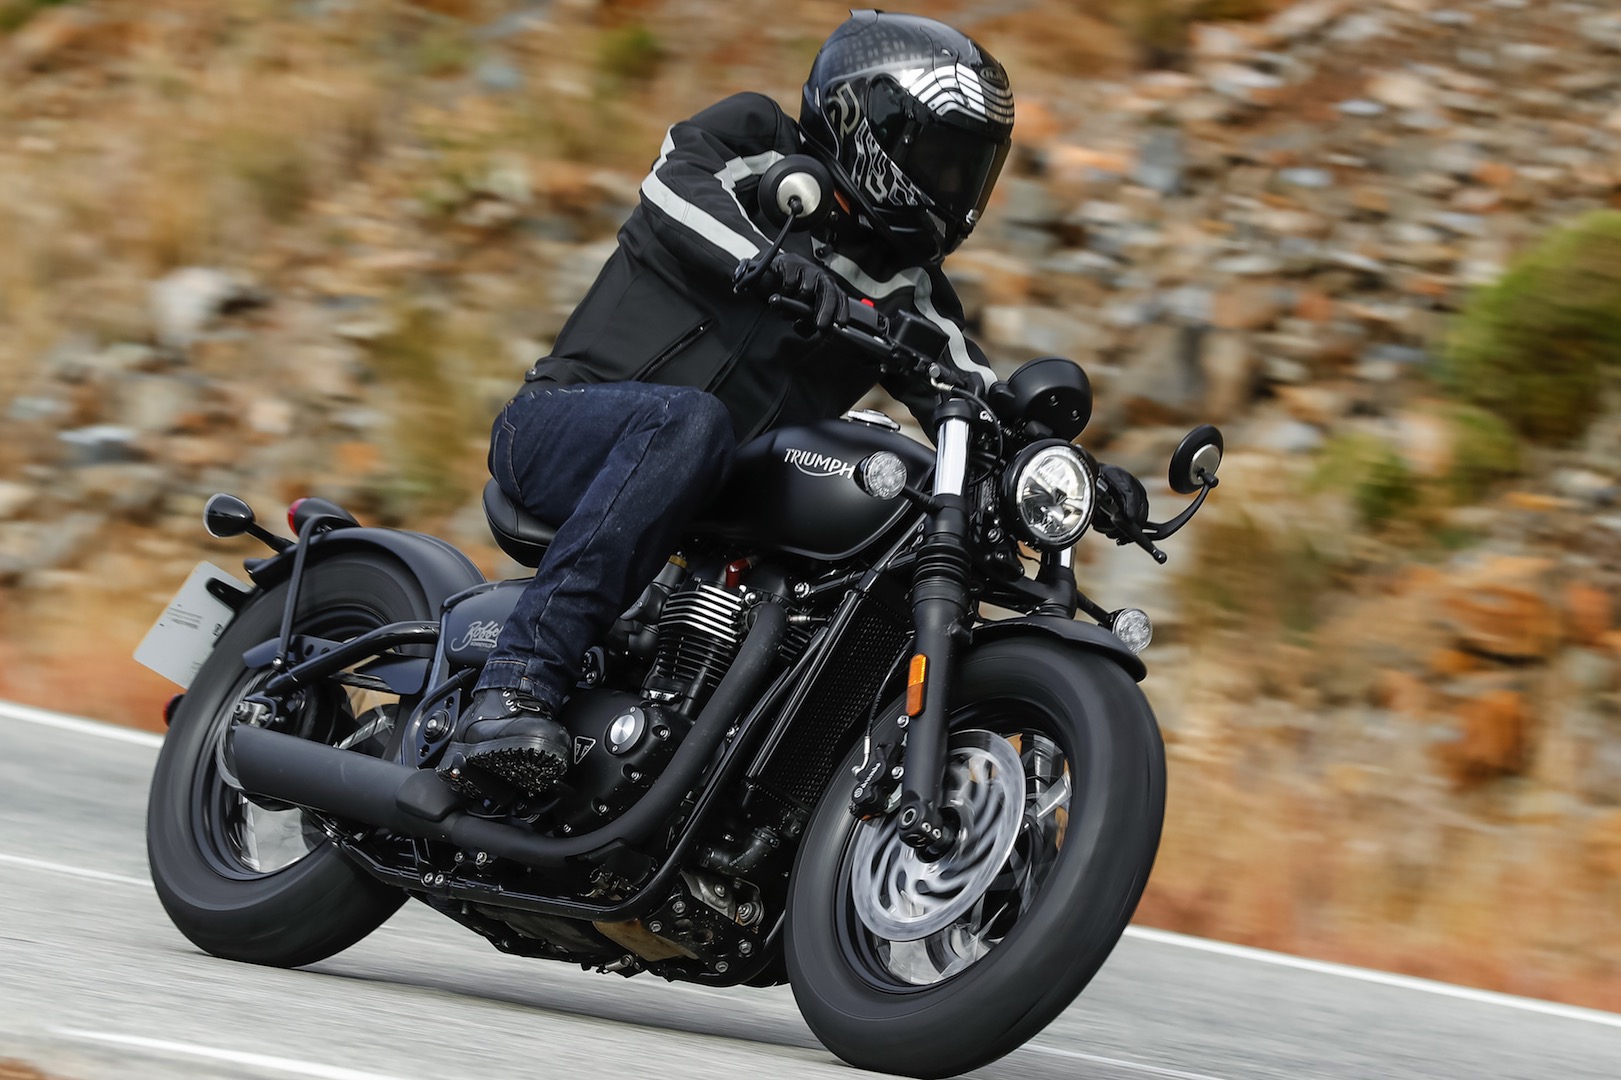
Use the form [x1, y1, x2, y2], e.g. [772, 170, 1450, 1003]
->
[286, 498, 308, 535]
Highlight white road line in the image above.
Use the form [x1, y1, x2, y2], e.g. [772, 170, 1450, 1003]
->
[0, 700, 164, 747]
[9, 699, 1621, 1033]
[0, 852, 151, 889]
[54, 1029, 415, 1080]
[1025, 1044, 1233, 1080]
[1121, 926, 1621, 1030]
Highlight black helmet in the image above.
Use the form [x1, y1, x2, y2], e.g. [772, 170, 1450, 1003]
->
[800, 10, 1014, 264]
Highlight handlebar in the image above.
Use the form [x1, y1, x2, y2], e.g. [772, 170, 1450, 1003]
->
[768, 291, 974, 392]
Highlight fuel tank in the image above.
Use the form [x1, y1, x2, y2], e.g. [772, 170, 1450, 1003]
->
[694, 414, 934, 562]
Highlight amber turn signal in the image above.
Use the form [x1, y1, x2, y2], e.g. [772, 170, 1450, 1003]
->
[906, 654, 927, 717]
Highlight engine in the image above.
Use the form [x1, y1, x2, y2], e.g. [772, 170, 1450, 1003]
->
[556, 564, 790, 833]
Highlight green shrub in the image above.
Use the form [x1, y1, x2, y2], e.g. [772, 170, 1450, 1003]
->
[597, 23, 662, 87]
[1177, 514, 1333, 637]
[1442, 210, 1621, 444]
[1445, 404, 1521, 502]
[1313, 432, 1421, 529]
[0, 0, 71, 34]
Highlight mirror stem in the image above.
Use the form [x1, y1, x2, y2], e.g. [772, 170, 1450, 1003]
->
[1143, 481, 1214, 541]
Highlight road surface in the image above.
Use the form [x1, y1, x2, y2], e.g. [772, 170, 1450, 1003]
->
[2, 701, 1618, 1080]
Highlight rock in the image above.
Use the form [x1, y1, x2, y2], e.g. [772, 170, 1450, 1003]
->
[0, 481, 32, 522]
[4, 6, 124, 73]
[1191, 23, 1257, 63]
[149, 268, 263, 353]
[1275, 384, 1350, 427]
[1265, 0, 1350, 45]
[1374, 670, 1431, 716]
[1115, 324, 1203, 425]
[1564, 584, 1613, 645]
[115, 375, 202, 434]
[1367, 70, 1436, 112]
[1279, 167, 1335, 189]
[1329, 12, 1390, 44]
[1201, 332, 1257, 421]
[1441, 555, 1561, 661]
[1390, 411, 1453, 476]
[1337, 98, 1386, 117]
[1551, 469, 1617, 506]
[1212, 283, 1287, 331]
[64, 464, 170, 518]
[981, 306, 1107, 358]
[1434, 686, 1531, 786]
[474, 56, 523, 93]
[1249, 417, 1325, 454]
[1211, 253, 1285, 276]
[58, 425, 141, 465]
[1133, 129, 1185, 196]
[247, 398, 296, 437]
[1206, 64, 1287, 107]
[999, 178, 1059, 227]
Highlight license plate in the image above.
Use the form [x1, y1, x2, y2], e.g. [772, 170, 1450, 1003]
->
[134, 562, 253, 688]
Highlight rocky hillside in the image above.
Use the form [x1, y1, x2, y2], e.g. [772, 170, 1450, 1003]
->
[4, 0, 1621, 1007]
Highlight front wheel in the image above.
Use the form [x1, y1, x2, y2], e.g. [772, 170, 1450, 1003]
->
[785, 639, 1165, 1079]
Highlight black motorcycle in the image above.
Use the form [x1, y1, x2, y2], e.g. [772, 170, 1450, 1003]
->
[141, 159, 1224, 1079]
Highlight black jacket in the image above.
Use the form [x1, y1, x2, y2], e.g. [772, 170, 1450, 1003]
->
[525, 92, 997, 442]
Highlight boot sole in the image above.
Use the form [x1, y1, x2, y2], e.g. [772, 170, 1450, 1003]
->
[446, 734, 569, 799]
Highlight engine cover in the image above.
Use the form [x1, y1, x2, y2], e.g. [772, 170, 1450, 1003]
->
[553, 690, 688, 832]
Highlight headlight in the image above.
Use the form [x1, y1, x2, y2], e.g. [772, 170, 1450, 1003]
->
[1001, 441, 1097, 549]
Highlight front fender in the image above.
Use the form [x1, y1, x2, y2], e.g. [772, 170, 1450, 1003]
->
[971, 616, 1146, 683]
[245, 527, 485, 611]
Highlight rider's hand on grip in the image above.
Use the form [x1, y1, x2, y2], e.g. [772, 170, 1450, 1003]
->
[1095, 463, 1149, 543]
[767, 252, 844, 334]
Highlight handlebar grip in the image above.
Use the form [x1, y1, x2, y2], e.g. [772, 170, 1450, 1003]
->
[768, 294, 815, 320]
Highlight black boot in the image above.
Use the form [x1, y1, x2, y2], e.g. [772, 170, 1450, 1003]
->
[439, 688, 571, 799]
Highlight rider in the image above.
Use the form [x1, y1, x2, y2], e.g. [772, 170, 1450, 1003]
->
[440, 10, 1016, 799]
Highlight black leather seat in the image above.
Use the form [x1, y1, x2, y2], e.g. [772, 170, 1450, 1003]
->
[482, 480, 558, 567]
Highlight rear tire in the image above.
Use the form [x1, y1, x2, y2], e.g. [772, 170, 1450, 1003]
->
[785, 640, 1165, 1078]
[147, 554, 427, 967]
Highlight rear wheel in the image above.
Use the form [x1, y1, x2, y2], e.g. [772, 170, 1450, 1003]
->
[147, 554, 427, 967]
[785, 640, 1165, 1079]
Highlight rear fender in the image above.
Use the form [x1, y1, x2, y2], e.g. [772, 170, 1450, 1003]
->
[245, 527, 485, 611]
[971, 616, 1146, 683]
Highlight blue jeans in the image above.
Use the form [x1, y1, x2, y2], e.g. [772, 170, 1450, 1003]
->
[475, 381, 737, 706]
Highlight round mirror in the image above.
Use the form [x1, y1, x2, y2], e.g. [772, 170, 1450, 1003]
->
[1168, 424, 1224, 495]
[759, 155, 835, 231]
[203, 493, 256, 539]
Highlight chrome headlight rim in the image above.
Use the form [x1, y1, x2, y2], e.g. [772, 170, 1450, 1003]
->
[1000, 440, 1097, 550]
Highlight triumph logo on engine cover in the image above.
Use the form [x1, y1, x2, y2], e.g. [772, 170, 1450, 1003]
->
[784, 448, 856, 479]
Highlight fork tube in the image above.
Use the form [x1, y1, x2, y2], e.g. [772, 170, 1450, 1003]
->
[898, 398, 976, 858]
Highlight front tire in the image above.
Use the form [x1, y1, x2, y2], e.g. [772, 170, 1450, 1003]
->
[785, 639, 1165, 1078]
[147, 554, 428, 967]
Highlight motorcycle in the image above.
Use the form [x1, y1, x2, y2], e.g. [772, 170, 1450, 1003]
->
[138, 157, 1224, 1079]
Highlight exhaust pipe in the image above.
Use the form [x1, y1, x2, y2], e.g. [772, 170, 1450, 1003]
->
[232, 603, 787, 870]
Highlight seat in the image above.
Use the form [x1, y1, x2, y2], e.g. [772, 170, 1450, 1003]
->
[482, 480, 558, 567]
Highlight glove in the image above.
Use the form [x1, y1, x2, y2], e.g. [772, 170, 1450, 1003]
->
[768, 252, 844, 334]
[1095, 463, 1148, 543]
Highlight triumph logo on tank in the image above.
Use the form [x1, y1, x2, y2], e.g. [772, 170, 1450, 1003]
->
[784, 448, 856, 479]
[450, 619, 502, 651]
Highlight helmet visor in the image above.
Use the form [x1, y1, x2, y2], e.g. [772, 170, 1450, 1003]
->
[868, 77, 1011, 224]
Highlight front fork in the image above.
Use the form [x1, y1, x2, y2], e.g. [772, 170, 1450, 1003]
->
[892, 399, 1083, 857]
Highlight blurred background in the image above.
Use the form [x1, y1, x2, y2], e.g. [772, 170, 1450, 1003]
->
[1, 0, 1619, 1014]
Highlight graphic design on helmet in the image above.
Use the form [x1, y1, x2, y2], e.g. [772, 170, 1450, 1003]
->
[799, 11, 1015, 265]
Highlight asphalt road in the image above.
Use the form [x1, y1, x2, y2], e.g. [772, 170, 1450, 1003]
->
[3, 702, 1620, 1080]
